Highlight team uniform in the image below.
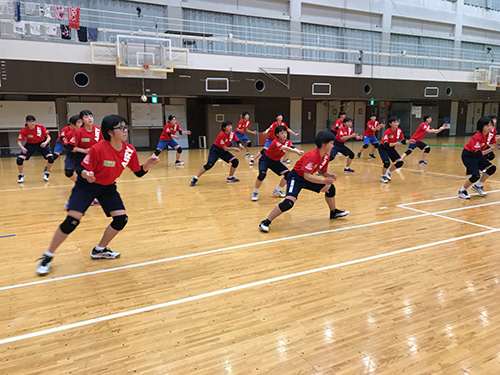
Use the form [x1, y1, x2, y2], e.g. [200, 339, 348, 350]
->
[407, 122, 430, 152]
[265, 121, 288, 148]
[379, 127, 405, 164]
[330, 125, 355, 160]
[259, 139, 292, 177]
[363, 120, 380, 146]
[330, 118, 344, 137]
[67, 141, 142, 216]
[235, 119, 252, 144]
[54, 125, 73, 154]
[286, 148, 330, 198]
[17, 124, 52, 160]
[207, 130, 240, 165]
[69, 125, 103, 163]
[156, 122, 184, 150]
[62, 127, 78, 175]
[461, 132, 492, 177]
[485, 127, 498, 161]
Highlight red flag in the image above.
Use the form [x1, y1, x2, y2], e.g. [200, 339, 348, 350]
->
[68, 7, 80, 29]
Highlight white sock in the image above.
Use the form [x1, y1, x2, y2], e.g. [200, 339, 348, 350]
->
[44, 251, 54, 257]
[228, 175, 234, 179]
[275, 186, 282, 192]
[193, 176, 198, 180]
[254, 188, 259, 194]
[95, 245, 105, 251]
[477, 181, 483, 187]
[460, 187, 467, 192]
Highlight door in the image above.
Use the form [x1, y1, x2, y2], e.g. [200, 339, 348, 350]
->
[301, 100, 317, 143]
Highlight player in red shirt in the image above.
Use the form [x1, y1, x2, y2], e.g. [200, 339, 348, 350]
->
[329, 117, 362, 173]
[401, 115, 445, 166]
[258, 131, 349, 232]
[458, 116, 499, 199]
[234, 111, 257, 158]
[36, 115, 159, 275]
[251, 125, 304, 201]
[483, 115, 499, 162]
[378, 117, 413, 183]
[190, 120, 245, 185]
[55, 115, 82, 183]
[356, 114, 385, 159]
[16, 115, 55, 183]
[330, 111, 346, 137]
[249, 113, 299, 166]
[153, 115, 192, 166]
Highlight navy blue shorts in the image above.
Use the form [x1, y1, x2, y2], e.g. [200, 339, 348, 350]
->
[330, 140, 353, 159]
[408, 141, 427, 150]
[285, 169, 326, 198]
[378, 145, 401, 163]
[157, 139, 179, 150]
[21, 142, 52, 160]
[64, 152, 77, 170]
[67, 179, 125, 217]
[462, 149, 491, 175]
[259, 154, 288, 176]
[207, 145, 234, 165]
[74, 152, 86, 166]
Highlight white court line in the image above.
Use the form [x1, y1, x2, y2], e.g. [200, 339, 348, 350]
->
[398, 190, 500, 206]
[0, 229, 496, 345]
[0, 213, 429, 291]
[0, 171, 258, 193]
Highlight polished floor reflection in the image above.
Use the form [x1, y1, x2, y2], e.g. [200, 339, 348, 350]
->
[1, 137, 500, 374]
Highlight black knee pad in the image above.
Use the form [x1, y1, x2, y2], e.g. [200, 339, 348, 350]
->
[278, 198, 294, 212]
[373, 143, 379, 149]
[154, 149, 162, 156]
[395, 160, 404, 169]
[110, 214, 128, 231]
[383, 161, 390, 169]
[16, 157, 24, 165]
[52, 154, 59, 161]
[64, 168, 74, 178]
[47, 155, 55, 164]
[325, 184, 336, 197]
[283, 171, 290, 180]
[424, 147, 431, 154]
[406, 149, 413, 156]
[485, 152, 495, 161]
[260, 149, 266, 156]
[231, 158, 239, 168]
[347, 150, 355, 159]
[59, 215, 80, 234]
[176, 146, 182, 154]
[486, 165, 497, 176]
[247, 141, 252, 148]
[469, 174, 480, 183]
[203, 163, 213, 171]
[257, 171, 266, 181]
[362, 144, 369, 149]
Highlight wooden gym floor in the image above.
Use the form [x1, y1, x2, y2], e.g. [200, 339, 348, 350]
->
[1, 137, 500, 374]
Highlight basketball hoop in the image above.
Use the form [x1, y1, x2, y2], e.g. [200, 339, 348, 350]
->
[141, 62, 152, 70]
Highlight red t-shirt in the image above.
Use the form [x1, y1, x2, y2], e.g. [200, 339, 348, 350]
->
[57, 125, 73, 143]
[213, 130, 239, 149]
[382, 127, 404, 146]
[81, 141, 141, 186]
[487, 127, 497, 145]
[363, 120, 379, 137]
[335, 125, 353, 143]
[331, 118, 344, 132]
[18, 124, 49, 144]
[265, 138, 292, 161]
[464, 132, 489, 152]
[293, 148, 329, 177]
[235, 119, 250, 133]
[411, 122, 431, 142]
[266, 121, 289, 140]
[159, 122, 181, 141]
[70, 125, 103, 150]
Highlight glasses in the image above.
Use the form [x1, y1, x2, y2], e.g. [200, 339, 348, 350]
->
[113, 125, 128, 131]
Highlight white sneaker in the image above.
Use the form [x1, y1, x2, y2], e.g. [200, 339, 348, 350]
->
[385, 172, 391, 181]
[259, 220, 270, 232]
[43, 171, 49, 182]
[471, 184, 487, 196]
[249, 160, 254, 166]
[17, 173, 25, 183]
[245, 152, 251, 158]
[251, 192, 259, 201]
[174, 161, 185, 166]
[36, 254, 52, 276]
[272, 189, 286, 198]
[91, 247, 121, 259]
[380, 175, 389, 183]
[458, 190, 471, 199]
[284, 159, 292, 164]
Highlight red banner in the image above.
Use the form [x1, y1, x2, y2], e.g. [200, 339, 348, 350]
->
[68, 7, 80, 30]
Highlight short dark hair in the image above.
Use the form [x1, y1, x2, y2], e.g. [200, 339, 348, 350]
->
[275, 125, 287, 136]
[168, 115, 175, 121]
[339, 111, 346, 116]
[423, 115, 431, 122]
[25, 115, 36, 122]
[388, 116, 398, 125]
[79, 110, 93, 118]
[343, 117, 352, 124]
[221, 120, 232, 130]
[276, 113, 282, 118]
[489, 114, 498, 121]
[101, 114, 126, 141]
[370, 113, 376, 117]
[315, 130, 335, 148]
[68, 115, 81, 126]
[477, 116, 492, 132]
[242, 111, 249, 117]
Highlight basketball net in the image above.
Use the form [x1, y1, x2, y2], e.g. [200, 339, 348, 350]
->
[142, 63, 151, 70]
